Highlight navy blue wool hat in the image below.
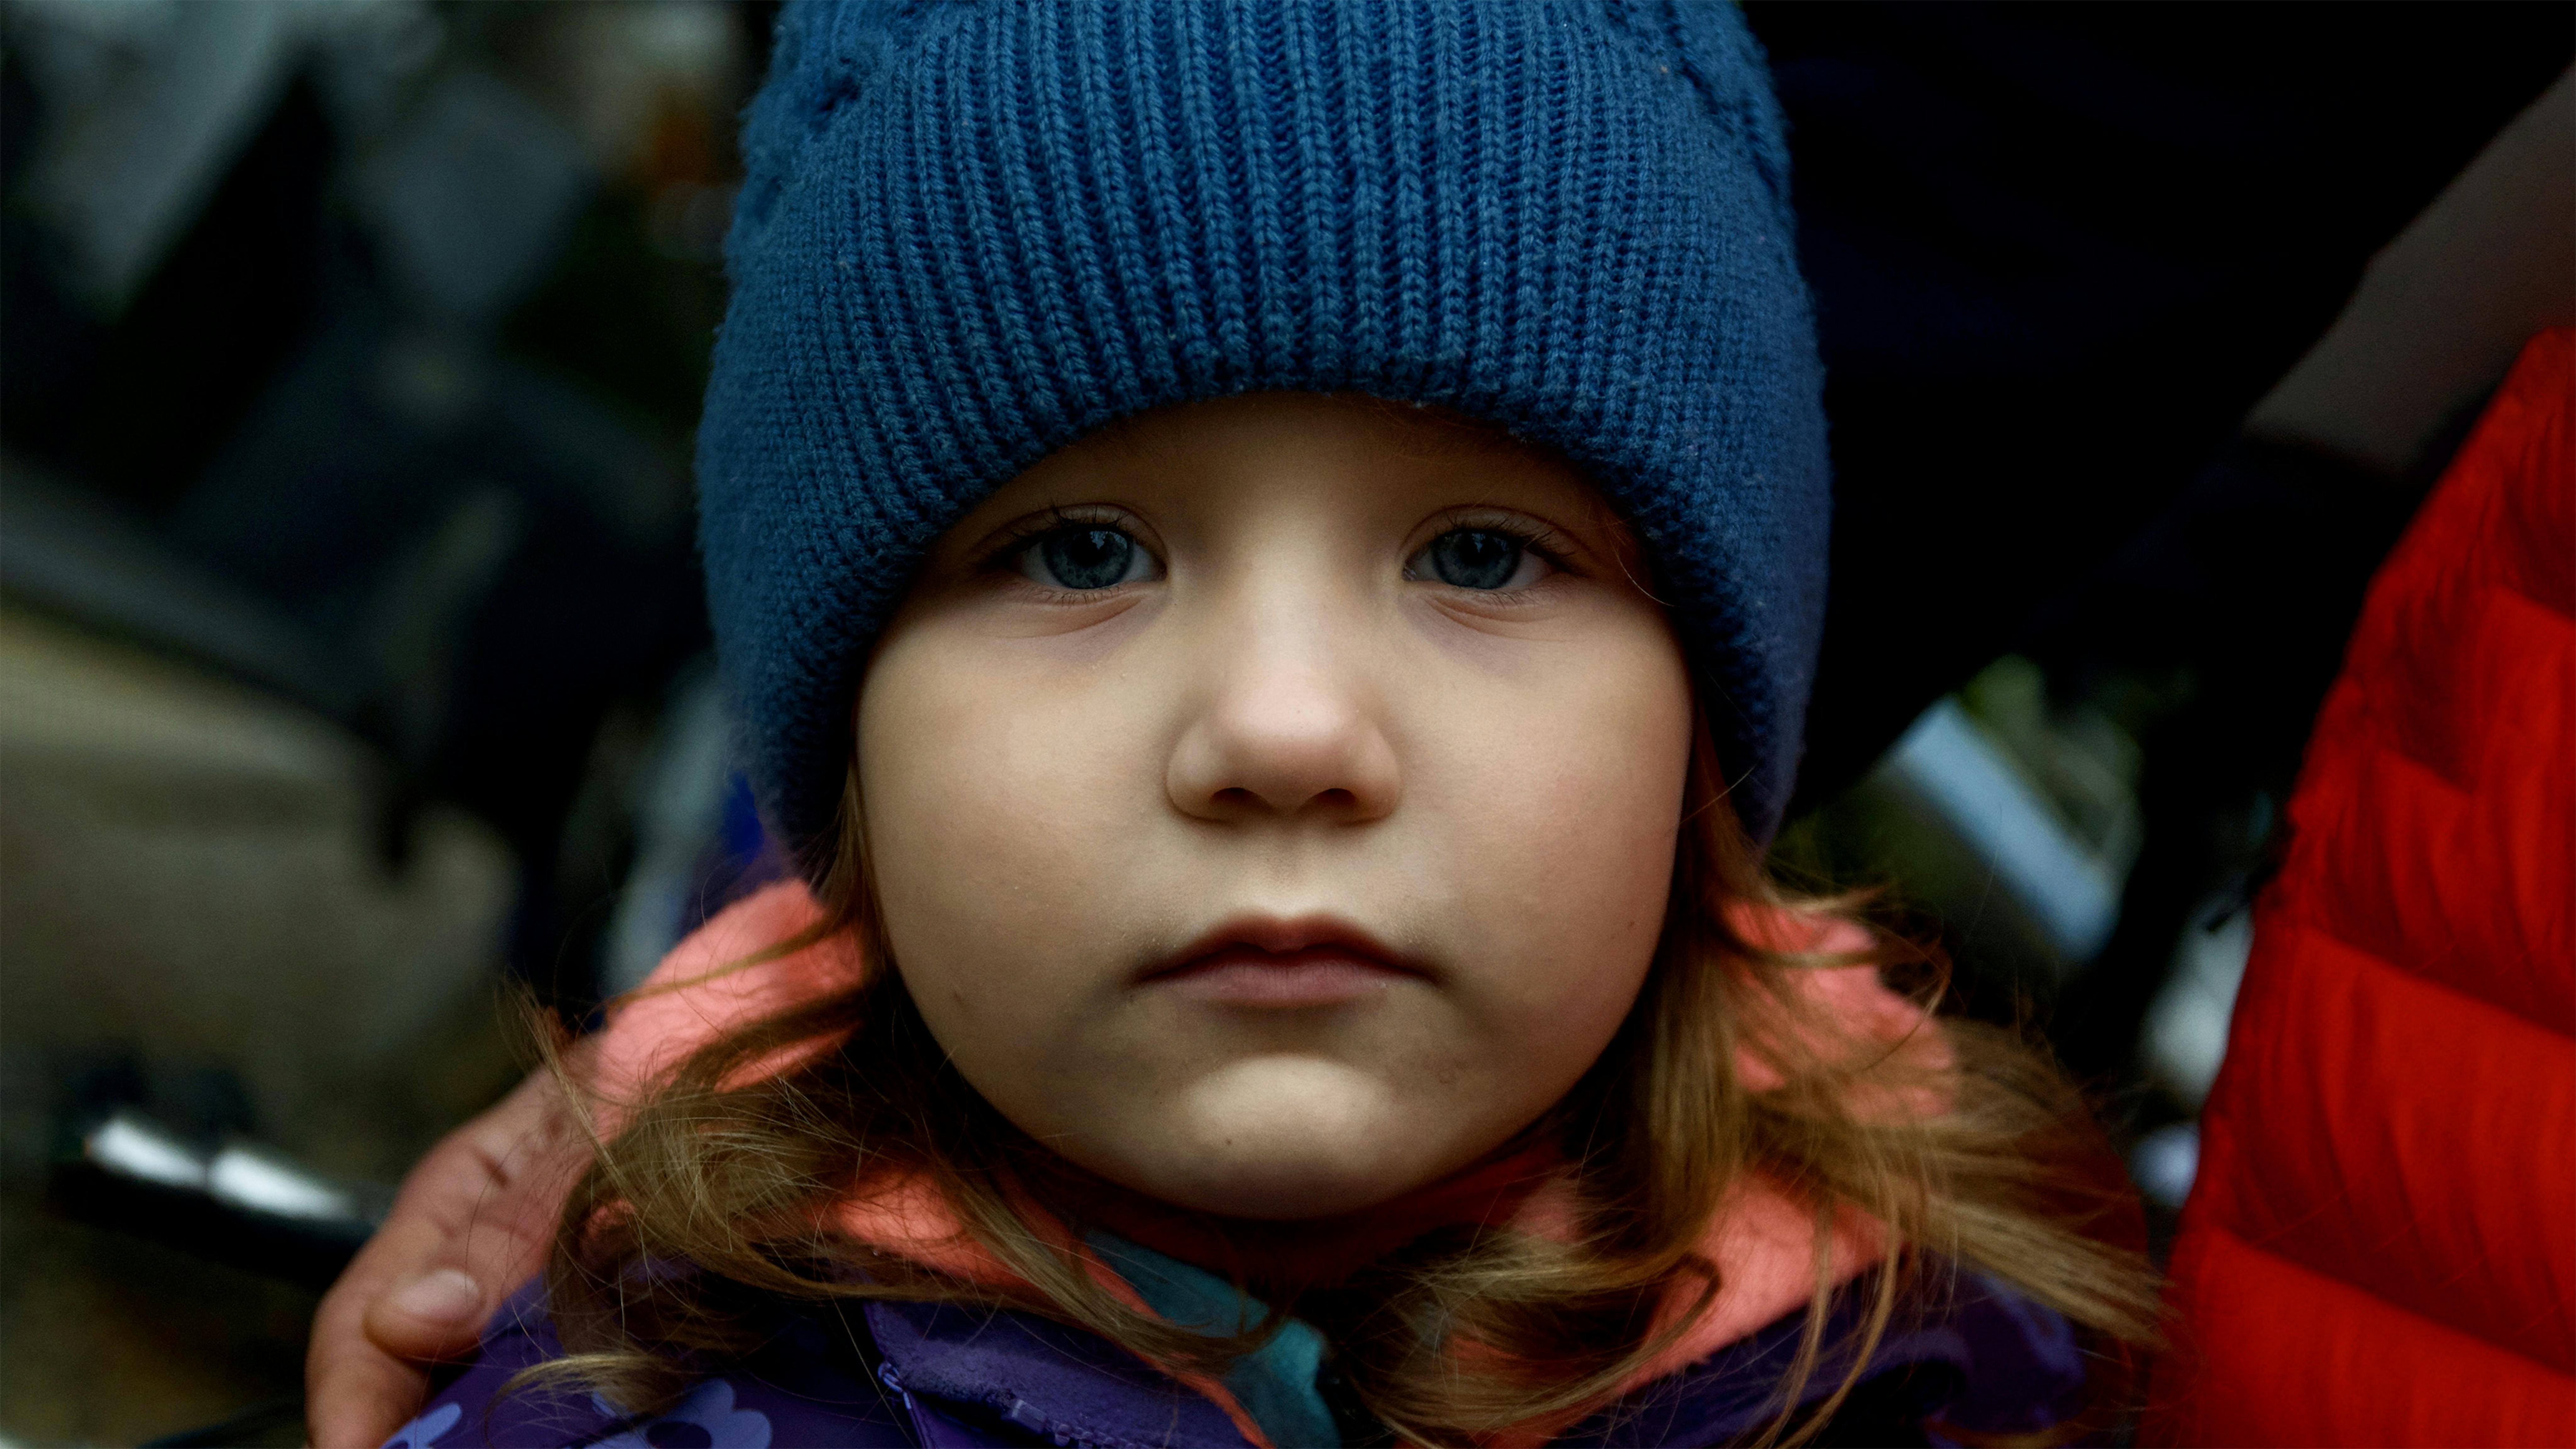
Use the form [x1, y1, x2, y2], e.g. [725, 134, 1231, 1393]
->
[700, 0, 1829, 869]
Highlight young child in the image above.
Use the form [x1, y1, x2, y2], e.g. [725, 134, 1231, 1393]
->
[384, 4, 2156, 1445]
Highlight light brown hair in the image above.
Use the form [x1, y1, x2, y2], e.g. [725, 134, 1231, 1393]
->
[531, 704, 2159, 1446]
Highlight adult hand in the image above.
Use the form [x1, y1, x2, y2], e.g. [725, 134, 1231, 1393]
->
[305, 1051, 593, 1447]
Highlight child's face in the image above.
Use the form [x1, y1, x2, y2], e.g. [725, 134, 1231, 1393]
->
[858, 392, 1692, 1219]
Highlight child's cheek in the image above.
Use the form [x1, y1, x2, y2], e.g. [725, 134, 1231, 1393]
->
[858, 626, 1160, 1002]
[1402, 632, 1693, 1061]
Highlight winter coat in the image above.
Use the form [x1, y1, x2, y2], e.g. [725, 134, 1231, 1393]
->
[2144, 330, 2575, 1446]
[390, 1266, 2084, 1448]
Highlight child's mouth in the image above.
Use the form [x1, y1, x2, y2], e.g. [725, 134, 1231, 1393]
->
[1141, 921, 1427, 1007]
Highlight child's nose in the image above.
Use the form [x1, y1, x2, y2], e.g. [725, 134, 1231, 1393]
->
[1165, 652, 1402, 825]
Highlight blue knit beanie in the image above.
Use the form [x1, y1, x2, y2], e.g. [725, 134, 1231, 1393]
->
[700, 0, 1829, 870]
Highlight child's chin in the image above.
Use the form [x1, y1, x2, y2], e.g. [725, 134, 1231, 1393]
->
[1124, 1056, 1481, 1220]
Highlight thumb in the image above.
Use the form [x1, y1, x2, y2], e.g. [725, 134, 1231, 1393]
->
[364, 1267, 491, 1361]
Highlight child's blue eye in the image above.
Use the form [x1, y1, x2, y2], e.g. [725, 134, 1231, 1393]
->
[1020, 526, 1150, 590]
[1416, 529, 1531, 590]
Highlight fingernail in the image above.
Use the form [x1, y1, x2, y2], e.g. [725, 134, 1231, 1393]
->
[390, 1268, 482, 1323]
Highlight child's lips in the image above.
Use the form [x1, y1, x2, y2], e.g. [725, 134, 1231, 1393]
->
[1140, 920, 1429, 1007]
[1150, 946, 1415, 1006]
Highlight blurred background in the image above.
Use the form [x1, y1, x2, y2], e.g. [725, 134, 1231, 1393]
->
[0, 3, 2565, 1444]
[1, 3, 769, 1440]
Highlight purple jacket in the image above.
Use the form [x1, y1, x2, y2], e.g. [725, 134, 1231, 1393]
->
[388, 1267, 2088, 1448]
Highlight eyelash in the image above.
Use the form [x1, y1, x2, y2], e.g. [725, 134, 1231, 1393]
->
[982, 508, 1142, 565]
[1410, 513, 1577, 582]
